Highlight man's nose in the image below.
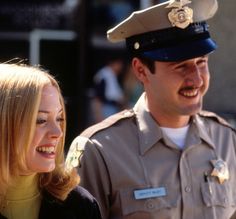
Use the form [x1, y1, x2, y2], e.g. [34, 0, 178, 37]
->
[185, 66, 203, 88]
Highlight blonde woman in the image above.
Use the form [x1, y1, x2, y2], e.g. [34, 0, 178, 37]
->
[0, 64, 102, 219]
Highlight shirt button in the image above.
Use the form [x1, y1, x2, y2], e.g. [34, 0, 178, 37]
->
[185, 186, 191, 193]
[145, 199, 156, 210]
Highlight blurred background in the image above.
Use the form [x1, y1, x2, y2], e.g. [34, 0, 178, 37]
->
[0, 0, 235, 150]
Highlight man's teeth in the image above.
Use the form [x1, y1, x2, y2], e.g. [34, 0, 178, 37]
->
[182, 90, 198, 97]
[37, 146, 55, 153]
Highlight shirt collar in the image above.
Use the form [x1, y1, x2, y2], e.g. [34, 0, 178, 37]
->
[133, 93, 163, 155]
[133, 93, 215, 155]
[191, 114, 215, 149]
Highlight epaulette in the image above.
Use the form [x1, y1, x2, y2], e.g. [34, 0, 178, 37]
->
[81, 109, 135, 138]
[198, 110, 236, 132]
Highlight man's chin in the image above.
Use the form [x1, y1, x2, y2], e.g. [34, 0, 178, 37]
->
[181, 103, 202, 116]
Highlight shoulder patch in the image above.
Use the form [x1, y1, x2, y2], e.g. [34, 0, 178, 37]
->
[65, 136, 88, 171]
[81, 109, 135, 138]
[198, 110, 236, 131]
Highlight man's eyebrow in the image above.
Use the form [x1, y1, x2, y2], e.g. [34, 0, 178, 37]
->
[166, 61, 182, 67]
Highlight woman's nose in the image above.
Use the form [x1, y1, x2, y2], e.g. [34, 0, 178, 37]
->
[48, 123, 63, 139]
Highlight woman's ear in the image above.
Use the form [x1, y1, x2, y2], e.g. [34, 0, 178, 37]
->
[132, 58, 149, 84]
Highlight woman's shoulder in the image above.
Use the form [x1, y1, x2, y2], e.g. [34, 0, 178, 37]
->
[40, 186, 102, 219]
[68, 186, 97, 203]
[65, 186, 102, 219]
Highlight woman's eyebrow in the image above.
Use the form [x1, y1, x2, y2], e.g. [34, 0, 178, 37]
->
[38, 108, 63, 113]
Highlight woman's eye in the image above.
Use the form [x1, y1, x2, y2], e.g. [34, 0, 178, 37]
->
[57, 117, 64, 123]
[36, 118, 46, 125]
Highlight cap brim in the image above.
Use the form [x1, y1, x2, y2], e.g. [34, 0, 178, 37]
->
[143, 38, 217, 62]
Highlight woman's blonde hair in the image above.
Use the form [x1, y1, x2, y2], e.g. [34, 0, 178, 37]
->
[0, 63, 79, 204]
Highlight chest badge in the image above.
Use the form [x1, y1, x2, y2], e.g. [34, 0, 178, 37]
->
[210, 159, 229, 184]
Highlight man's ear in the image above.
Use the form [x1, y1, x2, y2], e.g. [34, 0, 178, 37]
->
[132, 58, 149, 83]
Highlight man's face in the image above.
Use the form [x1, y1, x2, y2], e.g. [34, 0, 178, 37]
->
[144, 55, 210, 118]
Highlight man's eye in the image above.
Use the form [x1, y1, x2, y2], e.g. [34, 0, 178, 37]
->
[197, 59, 207, 66]
[36, 118, 46, 124]
[175, 64, 186, 70]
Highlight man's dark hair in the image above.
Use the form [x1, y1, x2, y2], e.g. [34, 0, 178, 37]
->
[138, 55, 155, 74]
[130, 55, 155, 74]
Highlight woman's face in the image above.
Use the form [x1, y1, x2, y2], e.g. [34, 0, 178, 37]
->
[23, 84, 64, 175]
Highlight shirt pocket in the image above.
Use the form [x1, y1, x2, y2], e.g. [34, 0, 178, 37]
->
[201, 181, 236, 219]
[201, 181, 236, 207]
[119, 184, 180, 217]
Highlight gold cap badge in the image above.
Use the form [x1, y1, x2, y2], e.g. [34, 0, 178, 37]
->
[210, 159, 229, 184]
[166, 0, 193, 29]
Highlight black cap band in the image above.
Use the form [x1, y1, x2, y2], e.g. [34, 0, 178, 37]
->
[126, 22, 210, 54]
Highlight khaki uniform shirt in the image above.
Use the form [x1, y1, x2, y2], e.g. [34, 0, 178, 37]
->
[66, 94, 236, 219]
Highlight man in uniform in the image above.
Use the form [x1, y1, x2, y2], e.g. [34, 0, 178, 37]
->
[66, 0, 236, 218]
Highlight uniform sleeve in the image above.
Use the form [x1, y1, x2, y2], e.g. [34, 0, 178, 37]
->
[233, 130, 236, 152]
[67, 136, 111, 219]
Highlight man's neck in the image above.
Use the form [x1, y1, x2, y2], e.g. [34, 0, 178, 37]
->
[149, 110, 191, 128]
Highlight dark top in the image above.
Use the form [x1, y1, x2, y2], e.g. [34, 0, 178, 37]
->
[0, 186, 102, 219]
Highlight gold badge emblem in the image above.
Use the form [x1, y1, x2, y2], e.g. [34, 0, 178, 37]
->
[65, 142, 84, 171]
[210, 159, 229, 184]
[166, 0, 193, 29]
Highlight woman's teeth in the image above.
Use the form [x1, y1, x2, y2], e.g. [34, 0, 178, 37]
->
[36, 146, 55, 154]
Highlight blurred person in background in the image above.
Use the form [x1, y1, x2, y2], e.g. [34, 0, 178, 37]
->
[91, 57, 126, 123]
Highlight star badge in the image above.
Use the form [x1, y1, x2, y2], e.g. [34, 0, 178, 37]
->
[210, 159, 229, 184]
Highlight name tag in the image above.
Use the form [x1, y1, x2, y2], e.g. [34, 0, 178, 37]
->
[134, 187, 167, 200]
